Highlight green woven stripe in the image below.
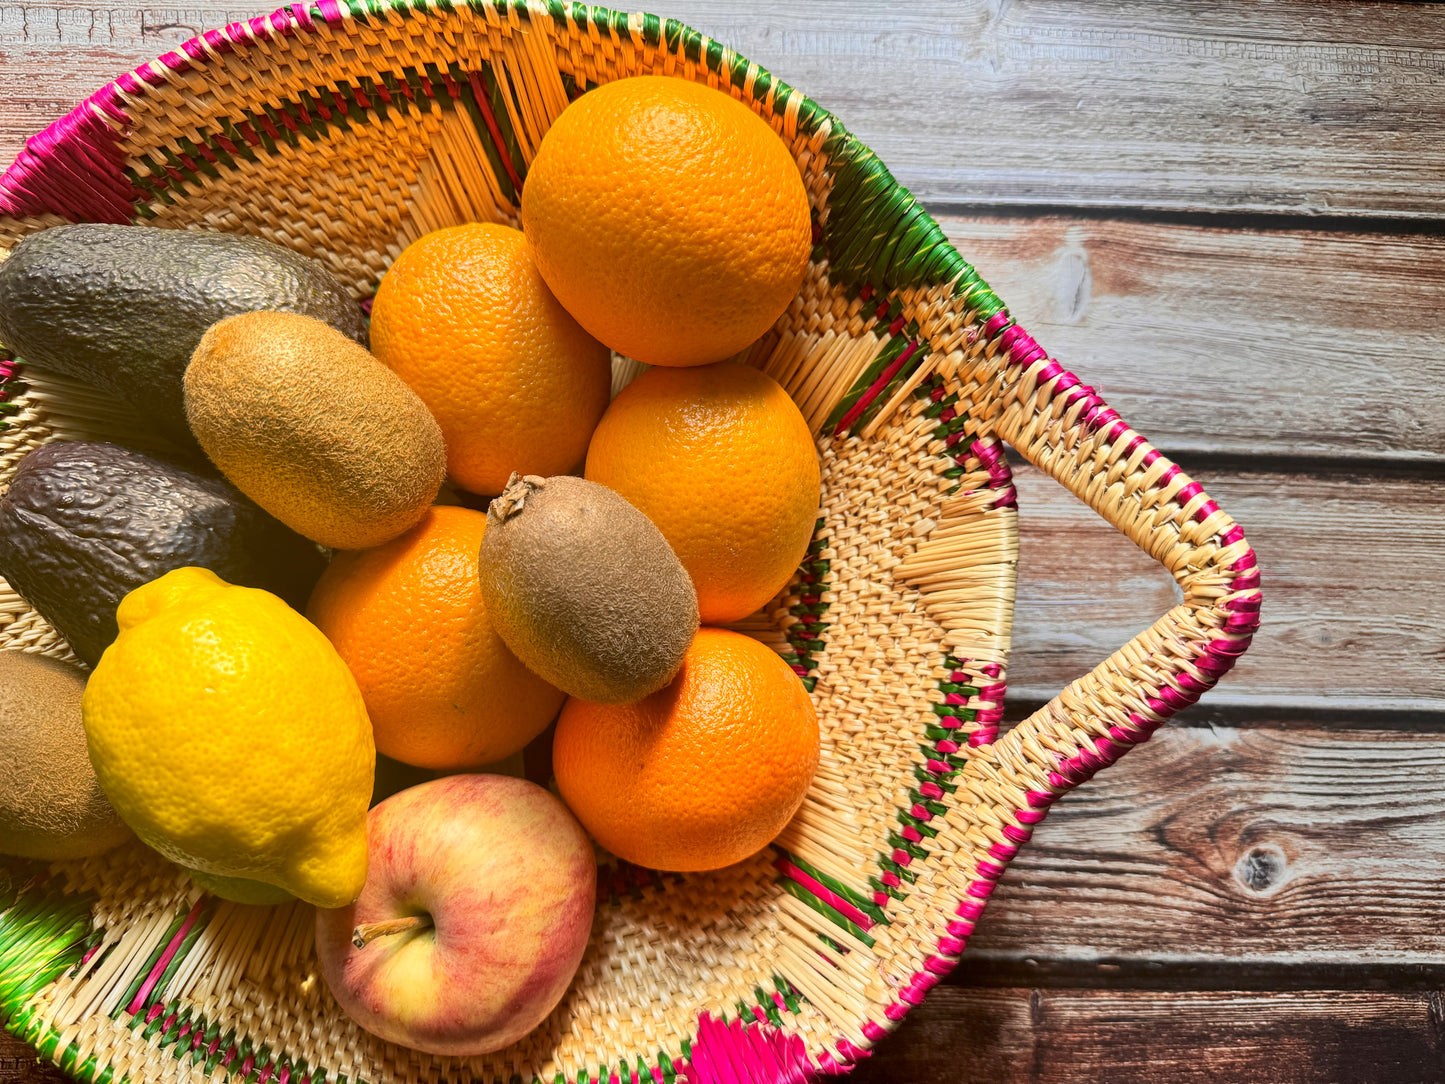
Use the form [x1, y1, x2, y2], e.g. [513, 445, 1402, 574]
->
[777, 878, 875, 948]
[782, 522, 830, 693]
[455, 64, 524, 203]
[129, 61, 526, 213]
[782, 852, 886, 928]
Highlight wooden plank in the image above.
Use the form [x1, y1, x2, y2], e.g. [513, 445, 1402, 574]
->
[3, 2, 1445, 218]
[849, 987, 1445, 1084]
[1007, 464, 1445, 711]
[0, 1031, 66, 1084]
[960, 726, 1445, 967]
[934, 216, 1445, 463]
[0, 3, 299, 171]
[5, 989, 1440, 1084]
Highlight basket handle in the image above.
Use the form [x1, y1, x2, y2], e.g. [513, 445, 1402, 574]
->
[980, 317, 1260, 811]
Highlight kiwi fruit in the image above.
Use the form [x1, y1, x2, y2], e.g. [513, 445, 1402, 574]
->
[184, 311, 446, 550]
[0, 651, 131, 860]
[479, 474, 698, 703]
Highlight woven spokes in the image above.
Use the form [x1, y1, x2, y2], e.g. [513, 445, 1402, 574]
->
[0, 2, 1035, 1082]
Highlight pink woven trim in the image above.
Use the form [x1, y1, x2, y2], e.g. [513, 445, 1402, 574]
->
[0, 1, 359, 224]
[684, 1014, 819, 1084]
[0, 82, 139, 221]
[969, 437, 1016, 510]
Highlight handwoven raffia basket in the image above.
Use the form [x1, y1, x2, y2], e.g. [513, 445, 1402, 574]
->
[0, 3, 1262, 1081]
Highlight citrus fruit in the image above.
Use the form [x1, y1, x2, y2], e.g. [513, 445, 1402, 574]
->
[368, 222, 611, 496]
[82, 566, 373, 909]
[552, 627, 819, 872]
[307, 505, 565, 770]
[522, 75, 812, 368]
[584, 362, 820, 624]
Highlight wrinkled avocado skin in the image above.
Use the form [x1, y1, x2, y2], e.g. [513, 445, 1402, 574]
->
[0, 224, 367, 450]
[0, 441, 327, 666]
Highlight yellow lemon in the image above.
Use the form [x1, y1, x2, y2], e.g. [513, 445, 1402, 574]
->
[83, 567, 373, 908]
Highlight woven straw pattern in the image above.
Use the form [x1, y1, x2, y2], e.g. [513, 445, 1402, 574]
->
[0, 3, 1260, 1082]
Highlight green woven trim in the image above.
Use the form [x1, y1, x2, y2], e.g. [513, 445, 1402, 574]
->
[0, 876, 91, 1024]
[0, 871, 98, 1080]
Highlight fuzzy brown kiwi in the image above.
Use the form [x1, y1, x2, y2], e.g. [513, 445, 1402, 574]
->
[479, 474, 698, 703]
[0, 651, 131, 860]
[184, 311, 446, 550]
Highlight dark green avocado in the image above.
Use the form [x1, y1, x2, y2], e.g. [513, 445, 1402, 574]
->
[0, 224, 366, 449]
[0, 441, 327, 666]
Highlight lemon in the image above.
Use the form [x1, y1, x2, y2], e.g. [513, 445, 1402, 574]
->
[83, 567, 373, 908]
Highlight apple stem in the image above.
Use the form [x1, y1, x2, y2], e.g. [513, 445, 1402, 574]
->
[351, 914, 433, 949]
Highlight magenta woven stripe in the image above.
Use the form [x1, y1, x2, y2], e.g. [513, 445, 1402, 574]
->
[124, 898, 205, 1016]
[775, 859, 875, 931]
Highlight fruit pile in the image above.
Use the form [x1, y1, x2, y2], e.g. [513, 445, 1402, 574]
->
[0, 75, 823, 1056]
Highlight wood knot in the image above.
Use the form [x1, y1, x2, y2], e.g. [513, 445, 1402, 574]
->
[1235, 844, 1287, 894]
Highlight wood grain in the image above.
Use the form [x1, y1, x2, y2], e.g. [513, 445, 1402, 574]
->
[848, 987, 1445, 1084]
[1005, 464, 1445, 712]
[2, 1, 1444, 218]
[960, 726, 1445, 967]
[934, 215, 1445, 463]
[0, 1033, 64, 1084]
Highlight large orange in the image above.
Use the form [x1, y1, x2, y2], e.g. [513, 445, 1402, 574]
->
[553, 628, 818, 872]
[521, 75, 812, 368]
[307, 505, 564, 769]
[369, 222, 611, 496]
[585, 362, 820, 624]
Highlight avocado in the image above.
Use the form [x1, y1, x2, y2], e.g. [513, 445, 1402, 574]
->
[0, 224, 366, 449]
[479, 473, 699, 703]
[0, 441, 326, 666]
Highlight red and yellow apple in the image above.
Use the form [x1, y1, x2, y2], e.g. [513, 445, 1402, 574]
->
[315, 774, 596, 1056]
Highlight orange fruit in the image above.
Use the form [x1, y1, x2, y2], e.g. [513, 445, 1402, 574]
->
[553, 628, 818, 871]
[521, 75, 812, 368]
[585, 361, 820, 624]
[369, 222, 611, 496]
[307, 505, 565, 770]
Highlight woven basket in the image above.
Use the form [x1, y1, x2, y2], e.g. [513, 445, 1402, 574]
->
[0, 3, 1261, 1081]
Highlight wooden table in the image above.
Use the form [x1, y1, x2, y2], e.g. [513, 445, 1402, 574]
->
[2, 2, 1442, 1081]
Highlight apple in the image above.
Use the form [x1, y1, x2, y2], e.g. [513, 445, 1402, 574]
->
[315, 774, 596, 1056]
